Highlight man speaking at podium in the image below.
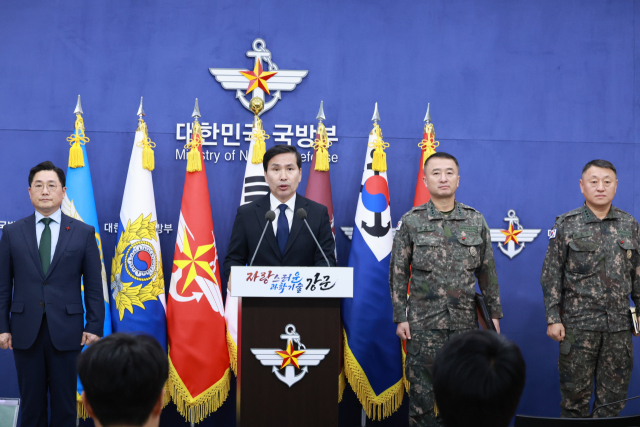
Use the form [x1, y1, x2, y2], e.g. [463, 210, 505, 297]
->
[223, 145, 336, 282]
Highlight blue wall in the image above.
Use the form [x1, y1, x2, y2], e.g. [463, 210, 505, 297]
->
[2, 1, 640, 425]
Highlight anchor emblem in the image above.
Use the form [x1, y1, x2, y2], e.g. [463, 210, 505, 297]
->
[251, 324, 330, 388]
[490, 210, 541, 259]
[209, 39, 308, 116]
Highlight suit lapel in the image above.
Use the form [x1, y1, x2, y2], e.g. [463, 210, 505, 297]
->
[21, 214, 45, 278]
[254, 195, 281, 260]
[284, 195, 307, 255]
[46, 214, 75, 279]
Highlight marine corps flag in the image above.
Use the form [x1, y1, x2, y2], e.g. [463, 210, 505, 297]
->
[341, 104, 404, 420]
[62, 96, 112, 418]
[167, 101, 230, 422]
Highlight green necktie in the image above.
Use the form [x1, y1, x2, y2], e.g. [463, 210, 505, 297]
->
[39, 217, 52, 275]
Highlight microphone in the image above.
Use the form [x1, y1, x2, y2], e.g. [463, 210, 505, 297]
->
[296, 208, 331, 267]
[591, 394, 640, 416]
[250, 210, 276, 266]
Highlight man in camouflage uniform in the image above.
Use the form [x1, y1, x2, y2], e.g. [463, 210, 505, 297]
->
[541, 159, 640, 418]
[389, 152, 503, 427]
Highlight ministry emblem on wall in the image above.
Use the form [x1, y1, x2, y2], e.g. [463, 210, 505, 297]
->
[490, 210, 541, 259]
[251, 324, 329, 387]
[209, 38, 308, 115]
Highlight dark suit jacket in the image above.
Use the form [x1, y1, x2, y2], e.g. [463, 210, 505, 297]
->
[223, 194, 336, 280]
[0, 212, 104, 351]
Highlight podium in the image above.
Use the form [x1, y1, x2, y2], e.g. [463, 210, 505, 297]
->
[231, 266, 353, 427]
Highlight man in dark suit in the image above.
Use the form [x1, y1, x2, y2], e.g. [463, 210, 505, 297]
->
[0, 161, 104, 427]
[223, 145, 336, 281]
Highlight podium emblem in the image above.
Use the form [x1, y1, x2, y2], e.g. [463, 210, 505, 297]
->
[490, 210, 541, 259]
[209, 39, 308, 116]
[251, 324, 329, 387]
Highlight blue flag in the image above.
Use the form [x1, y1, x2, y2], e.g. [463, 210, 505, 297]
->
[62, 113, 112, 418]
[109, 120, 166, 349]
[341, 126, 404, 420]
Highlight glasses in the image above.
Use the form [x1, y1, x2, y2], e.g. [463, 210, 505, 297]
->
[32, 183, 59, 192]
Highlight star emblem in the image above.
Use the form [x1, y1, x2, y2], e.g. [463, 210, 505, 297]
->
[501, 222, 523, 245]
[239, 59, 277, 95]
[275, 341, 305, 369]
[173, 227, 217, 293]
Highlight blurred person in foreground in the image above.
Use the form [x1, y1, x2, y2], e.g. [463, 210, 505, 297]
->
[432, 330, 525, 427]
[77, 333, 168, 427]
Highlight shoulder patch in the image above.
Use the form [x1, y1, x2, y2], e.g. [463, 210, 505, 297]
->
[548, 229, 557, 239]
[396, 220, 402, 231]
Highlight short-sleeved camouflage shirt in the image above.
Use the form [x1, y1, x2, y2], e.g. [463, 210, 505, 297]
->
[389, 200, 503, 330]
[541, 204, 640, 332]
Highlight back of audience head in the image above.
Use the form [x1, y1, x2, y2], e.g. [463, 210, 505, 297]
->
[432, 330, 526, 427]
[77, 333, 168, 427]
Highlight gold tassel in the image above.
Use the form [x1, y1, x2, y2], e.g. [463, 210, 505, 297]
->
[226, 328, 237, 375]
[369, 123, 389, 172]
[250, 116, 269, 164]
[76, 392, 89, 419]
[67, 114, 89, 169]
[313, 122, 331, 171]
[418, 123, 440, 167]
[136, 119, 156, 171]
[185, 121, 203, 172]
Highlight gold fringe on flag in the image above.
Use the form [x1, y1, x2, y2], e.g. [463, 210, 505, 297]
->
[250, 116, 269, 164]
[67, 114, 89, 169]
[401, 341, 410, 394]
[342, 329, 404, 420]
[185, 121, 203, 172]
[226, 328, 237, 375]
[418, 123, 439, 167]
[338, 369, 346, 403]
[167, 354, 231, 423]
[76, 392, 89, 419]
[136, 119, 156, 171]
[368, 123, 389, 172]
[313, 122, 332, 171]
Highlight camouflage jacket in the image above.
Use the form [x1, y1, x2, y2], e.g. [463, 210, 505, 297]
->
[389, 200, 503, 330]
[541, 204, 640, 332]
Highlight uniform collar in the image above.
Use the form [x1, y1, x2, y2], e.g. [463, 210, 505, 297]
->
[426, 199, 466, 220]
[35, 208, 62, 224]
[581, 203, 620, 223]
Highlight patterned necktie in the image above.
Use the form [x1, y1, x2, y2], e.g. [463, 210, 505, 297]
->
[39, 217, 52, 275]
[277, 204, 289, 256]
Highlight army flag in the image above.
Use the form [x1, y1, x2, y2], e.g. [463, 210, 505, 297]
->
[167, 116, 230, 422]
[224, 115, 270, 374]
[62, 104, 112, 418]
[341, 115, 404, 420]
[109, 117, 166, 350]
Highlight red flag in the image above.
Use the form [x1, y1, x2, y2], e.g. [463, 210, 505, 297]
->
[402, 114, 439, 392]
[304, 120, 344, 400]
[167, 120, 230, 422]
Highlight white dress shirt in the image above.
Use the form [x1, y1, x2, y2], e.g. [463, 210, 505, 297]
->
[35, 208, 62, 262]
[270, 193, 296, 236]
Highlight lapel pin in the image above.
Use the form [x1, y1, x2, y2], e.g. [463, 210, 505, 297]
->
[66, 227, 70, 231]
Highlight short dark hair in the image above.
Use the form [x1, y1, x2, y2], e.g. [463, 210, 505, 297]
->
[582, 159, 617, 177]
[29, 161, 66, 187]
[263, 144, 302, 172]
[433, 330, 525, 427]
[423, 151, 459, 172]
[78, 333, 168, 427]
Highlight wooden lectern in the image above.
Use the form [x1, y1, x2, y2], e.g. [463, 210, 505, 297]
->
[231, 266, 353, 427]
